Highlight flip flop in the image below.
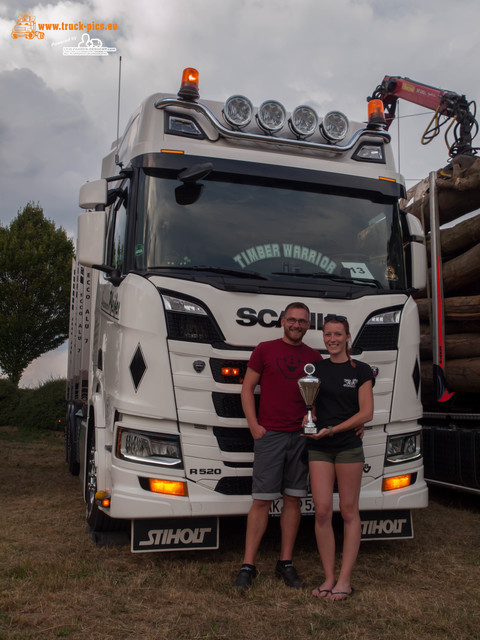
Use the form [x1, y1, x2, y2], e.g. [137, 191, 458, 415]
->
[328, 587, 355, 601]
[312, 587, 331, 598]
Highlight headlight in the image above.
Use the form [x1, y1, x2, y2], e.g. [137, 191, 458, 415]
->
[117, 428, 182, 468]
[386, 433, 421, 465]
[353, 143, 385, 163]
[161, 293, 224, 343]
[290, 105, 318, 138]
[366, 310, 401, 325]
[163, 294, 207, 316]
[223, 95, 253, 128]
[257, 100, 286, 133]
[320, 110, 349, 141]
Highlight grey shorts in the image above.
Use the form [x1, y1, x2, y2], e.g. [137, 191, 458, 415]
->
[308, 446, 365, 464]
[252, 430, 308, 501]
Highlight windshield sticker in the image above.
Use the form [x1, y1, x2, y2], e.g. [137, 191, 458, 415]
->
[233, 244, 336, 273]
[341, 262, 374, 279]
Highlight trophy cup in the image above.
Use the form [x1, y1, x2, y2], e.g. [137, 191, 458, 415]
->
[298, 363, 321, 435]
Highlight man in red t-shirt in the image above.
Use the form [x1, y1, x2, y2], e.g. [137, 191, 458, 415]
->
[234, 301, 320, 592]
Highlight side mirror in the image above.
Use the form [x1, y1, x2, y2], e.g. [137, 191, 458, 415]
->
[77, 211, 106, 267]
[404, 213, 427, 291]
[79, 180, 108, 209]
[404, 212, 424, 242]
[409, 242, 427, 291]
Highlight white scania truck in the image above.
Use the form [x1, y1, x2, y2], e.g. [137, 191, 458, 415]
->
[66, 68, 428, 551]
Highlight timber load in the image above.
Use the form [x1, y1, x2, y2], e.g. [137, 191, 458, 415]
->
[401, 155, 480, 404]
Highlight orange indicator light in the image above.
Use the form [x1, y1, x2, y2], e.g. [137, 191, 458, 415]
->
[149, 478, 188, 497]
[382, 474, 412, 492]
[221, 367, 240, 377]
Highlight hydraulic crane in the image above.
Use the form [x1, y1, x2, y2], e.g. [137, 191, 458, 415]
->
[369, 76, 478, 158]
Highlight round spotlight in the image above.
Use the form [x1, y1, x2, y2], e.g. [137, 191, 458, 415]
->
[290, 105, 318, 138]
[223, 95, 253, 129]
[257, 100, 286, 133]
[320, 111, 349, 141]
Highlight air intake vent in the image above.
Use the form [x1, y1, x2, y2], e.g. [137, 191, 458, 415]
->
[215, 476, 253, 495]
[213, 427, 253, 452]
[353, 324, 399, 351]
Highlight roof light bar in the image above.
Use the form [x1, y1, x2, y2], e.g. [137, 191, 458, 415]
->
[290, 105, 318, 138]
[257, 100, 286, 133]
[321, 111, 349, 142]
[223, 95, 253, 129]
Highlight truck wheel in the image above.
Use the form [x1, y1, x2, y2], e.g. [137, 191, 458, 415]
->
[85, 432, 111, 532]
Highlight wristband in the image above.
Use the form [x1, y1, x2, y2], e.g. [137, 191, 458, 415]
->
[328, 425, 334, 437]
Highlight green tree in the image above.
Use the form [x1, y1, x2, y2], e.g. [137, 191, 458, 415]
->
[0, 203, 74, 386]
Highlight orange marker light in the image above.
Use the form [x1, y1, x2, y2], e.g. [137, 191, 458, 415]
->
[382, 474, 412, 492]
[368, 99, 387, 126]
[178, 67, 200, 102]
[221, 367, 240, 377]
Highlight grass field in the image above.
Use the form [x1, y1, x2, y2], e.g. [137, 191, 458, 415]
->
[1, 426, 480, 640]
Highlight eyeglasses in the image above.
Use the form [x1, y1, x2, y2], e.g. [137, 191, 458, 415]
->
[324, 314, 347, 323]
[285, 317, 309, 327]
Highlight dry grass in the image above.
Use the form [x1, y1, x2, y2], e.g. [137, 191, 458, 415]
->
[1, 426, 480, 640]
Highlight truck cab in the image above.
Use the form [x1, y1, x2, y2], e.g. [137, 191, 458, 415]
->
[67, 69, 428, 551]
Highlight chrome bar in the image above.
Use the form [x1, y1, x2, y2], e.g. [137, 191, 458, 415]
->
[155, 97, 391, 154]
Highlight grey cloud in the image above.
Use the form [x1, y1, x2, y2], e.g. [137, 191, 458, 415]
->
[0, 67, 107, 231]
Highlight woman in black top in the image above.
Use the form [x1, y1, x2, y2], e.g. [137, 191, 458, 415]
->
[304, 314, 374, 601]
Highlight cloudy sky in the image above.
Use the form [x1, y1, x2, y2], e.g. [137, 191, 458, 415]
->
[1, 0, 479, 386]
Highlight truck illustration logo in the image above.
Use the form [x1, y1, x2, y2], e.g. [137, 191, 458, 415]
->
[11, 13, 44, 40]
[63, 33, 117, 56]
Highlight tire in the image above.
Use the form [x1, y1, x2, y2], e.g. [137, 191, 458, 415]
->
[85, 432, 112, 532]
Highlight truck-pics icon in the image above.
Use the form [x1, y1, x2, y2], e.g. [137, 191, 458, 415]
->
[11, 14, 45, 40]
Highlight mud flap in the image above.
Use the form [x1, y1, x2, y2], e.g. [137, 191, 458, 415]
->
[360, 509, 413, 540]
[131, 516, 219, 552]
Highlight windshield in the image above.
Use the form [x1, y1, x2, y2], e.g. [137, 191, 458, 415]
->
[134, 168, 406, 289]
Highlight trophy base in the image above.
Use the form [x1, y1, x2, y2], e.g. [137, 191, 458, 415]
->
[303, 425, 317, 435]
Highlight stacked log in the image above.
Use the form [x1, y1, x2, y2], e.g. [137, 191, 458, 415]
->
[401, 155, 480, 403]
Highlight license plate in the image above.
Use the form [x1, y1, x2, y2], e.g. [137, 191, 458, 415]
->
[269, 496, 315, 516]
[269, 501, 414, 541]
[131, 516, 219, 552]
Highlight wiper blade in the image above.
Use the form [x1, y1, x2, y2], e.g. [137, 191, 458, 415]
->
[271, 272, 381, 288]
[149, 265, 270, 280]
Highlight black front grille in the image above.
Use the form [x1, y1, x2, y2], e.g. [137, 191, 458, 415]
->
[354, 324, 399, 351]
[213, 426, 253, 452]
[215, 476, 253, 495]
[212, 393, 259, 419]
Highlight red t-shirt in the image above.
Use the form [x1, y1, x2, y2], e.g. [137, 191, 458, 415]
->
[248, 338, 320, 432]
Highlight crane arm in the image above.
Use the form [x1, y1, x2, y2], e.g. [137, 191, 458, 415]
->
[369, 76, 478, 157]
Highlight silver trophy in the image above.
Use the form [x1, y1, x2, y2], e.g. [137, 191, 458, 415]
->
[298, 363, 321, 435]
